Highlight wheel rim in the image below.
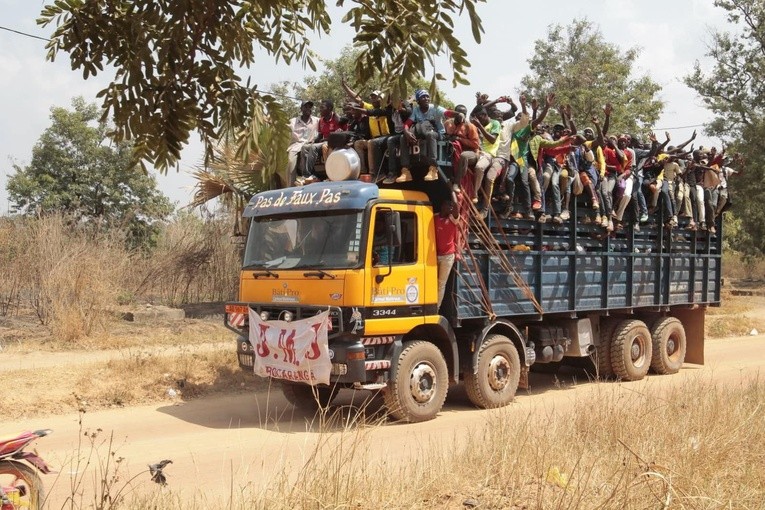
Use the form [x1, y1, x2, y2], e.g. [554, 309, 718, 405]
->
[667, 333, 678, 356]
[630, 335, 647, 366]
[409, 361, 437, 404]
[487, 354, 511, 391]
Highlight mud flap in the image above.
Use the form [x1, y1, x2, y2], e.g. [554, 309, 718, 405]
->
[518, 366, 529, 390]
[672, 307, 705, 365]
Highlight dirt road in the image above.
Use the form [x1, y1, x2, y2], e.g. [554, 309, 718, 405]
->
[3, 334, 763, 507]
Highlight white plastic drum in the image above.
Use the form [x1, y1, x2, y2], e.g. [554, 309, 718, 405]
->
[325, 148, 361, 181]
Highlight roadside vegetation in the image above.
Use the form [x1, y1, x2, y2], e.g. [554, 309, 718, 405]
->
[49, 375, 764, 509]
[0, 212, 240, 348]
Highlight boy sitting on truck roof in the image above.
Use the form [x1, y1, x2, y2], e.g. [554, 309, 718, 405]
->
[299, 99, 343, 185]
[398, 89, 457, 183]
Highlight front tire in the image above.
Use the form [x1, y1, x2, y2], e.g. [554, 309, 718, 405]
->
[281, 382, 338, 412]
[650, 317, 687, 374]
[0, 460, 44, 510]
[464, 334, 521, 409]
[611, 319, 652, 381]
[383, 341, 448, 423]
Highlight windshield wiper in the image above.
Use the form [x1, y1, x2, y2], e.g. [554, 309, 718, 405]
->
[251, 270, 279, 279]
[303, 269, 336, 279]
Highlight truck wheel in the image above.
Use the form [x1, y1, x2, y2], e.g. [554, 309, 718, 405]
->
[383, 340, 448, 423]
[610, 320, 653, 381]
[650, 317, 687, 374]
[281, 382, 338, 411]
[592, 319, 617, 379]
[464, 334, 520, 409]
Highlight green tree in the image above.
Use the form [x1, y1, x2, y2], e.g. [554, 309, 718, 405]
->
[7, 98, 173, 248]
[684, 0, 765, 256]
[39, 0, 484, 173]
[521, 18, 663, 135]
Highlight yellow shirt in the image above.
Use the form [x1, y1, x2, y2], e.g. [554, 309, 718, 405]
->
[362, 101, 390, 138]
[584, 141, 606, 176]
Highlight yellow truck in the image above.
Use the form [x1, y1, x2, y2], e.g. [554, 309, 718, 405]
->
[226, 180, 719, 422]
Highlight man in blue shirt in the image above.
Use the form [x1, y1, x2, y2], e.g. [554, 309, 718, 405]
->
[397, 89, 455, 183]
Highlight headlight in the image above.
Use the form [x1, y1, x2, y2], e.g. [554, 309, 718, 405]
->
[282, 310, 294, 322]
[260, 311, 270, 321]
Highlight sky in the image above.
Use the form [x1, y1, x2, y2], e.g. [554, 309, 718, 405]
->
[0, 0, 723, 214]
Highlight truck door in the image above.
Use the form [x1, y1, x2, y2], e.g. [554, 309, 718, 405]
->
[365, 204, 428, 334]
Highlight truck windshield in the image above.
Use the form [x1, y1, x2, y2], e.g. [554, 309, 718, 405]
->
[242, 211, 364, 270]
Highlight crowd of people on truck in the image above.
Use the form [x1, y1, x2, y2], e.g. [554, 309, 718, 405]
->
[284, 85, 742, 235]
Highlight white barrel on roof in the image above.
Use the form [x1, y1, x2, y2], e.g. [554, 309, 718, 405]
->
[325, 148, 361, 181]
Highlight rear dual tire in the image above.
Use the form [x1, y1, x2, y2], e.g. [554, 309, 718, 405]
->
[611, 319, 653, 380]
[650, 317, 687, 374]
[464, 334, 521, 409]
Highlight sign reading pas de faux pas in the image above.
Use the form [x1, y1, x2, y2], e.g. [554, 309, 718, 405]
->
[250, 188, 342, 210]
[248, 309, 332, 385]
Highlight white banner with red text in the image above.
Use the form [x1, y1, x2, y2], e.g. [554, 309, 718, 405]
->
[248, 309, 332, 385]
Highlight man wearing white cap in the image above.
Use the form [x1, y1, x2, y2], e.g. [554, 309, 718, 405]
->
[342, 80, 394, 179]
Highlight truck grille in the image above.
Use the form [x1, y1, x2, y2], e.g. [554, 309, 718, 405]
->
[251, 305, 342, 333]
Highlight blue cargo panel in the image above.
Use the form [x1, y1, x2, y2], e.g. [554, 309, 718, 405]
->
[453, 216, 722, 320]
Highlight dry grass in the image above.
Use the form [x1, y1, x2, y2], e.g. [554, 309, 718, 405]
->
[0, 314, 228, 353]
[706, 314, 765, 338]
[705, 291, 765, 338]
[722, 250, 765, 280]
[113, 375, 765, 509]
[0, 213, 241, 345]
[0, 215, 127, 341]
[0, 344, 268, 420]
[127, 212, 242, 306]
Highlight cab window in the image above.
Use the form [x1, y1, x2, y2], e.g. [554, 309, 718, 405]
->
[372, 211, 417, 265]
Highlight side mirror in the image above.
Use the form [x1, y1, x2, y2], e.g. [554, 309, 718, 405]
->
[375, 211, 401, 284]
[385, 211, 402, 248]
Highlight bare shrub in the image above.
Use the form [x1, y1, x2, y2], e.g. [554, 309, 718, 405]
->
[129, 211, 240, 305]
[0, 217, 32, 316]
[22, 215, 128, 341]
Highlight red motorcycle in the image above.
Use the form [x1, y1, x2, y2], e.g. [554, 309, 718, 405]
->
[0, 430, 52, 510]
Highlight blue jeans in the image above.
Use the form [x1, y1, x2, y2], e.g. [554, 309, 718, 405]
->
[632, 170, 648, 218]
[542, 159, 561, 216]
[505, 161, 532, 213]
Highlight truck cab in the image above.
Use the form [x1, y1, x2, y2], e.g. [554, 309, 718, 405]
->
[226, 181, 458, 421]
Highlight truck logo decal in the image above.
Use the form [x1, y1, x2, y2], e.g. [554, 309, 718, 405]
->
[350, 307, 364, 334]
[372, 285, 406, 303]
[406, 283, 419, 304]
[272, 283, 300, 303]
[329, 293, 342, 300]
